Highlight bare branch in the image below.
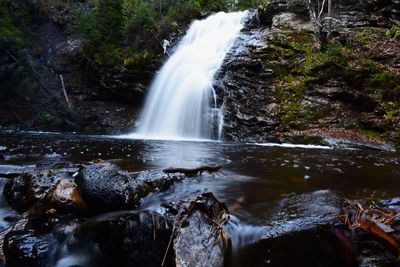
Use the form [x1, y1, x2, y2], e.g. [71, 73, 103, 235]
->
[318, 0, 327, 20]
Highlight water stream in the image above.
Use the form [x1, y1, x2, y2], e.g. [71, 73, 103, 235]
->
[1, 132, 400, 265]
[131, 11, 247, 141]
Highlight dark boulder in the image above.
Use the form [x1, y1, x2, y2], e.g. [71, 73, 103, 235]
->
[75, 162, 151, 212]
[3, 171, 64, 212]
[75, 210, 174, 267]
[3, 230, 55, 267]
[75, 162, 185, 213]
[174, 192, 231, 267]
[26, 179, 89, 233]
[3, 174, 35, 212]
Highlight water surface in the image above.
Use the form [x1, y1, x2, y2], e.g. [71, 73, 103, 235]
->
[1, 131, 399, 225]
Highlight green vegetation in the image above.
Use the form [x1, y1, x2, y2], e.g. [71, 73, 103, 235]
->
[356, 27, 376, 44]
[359, 128, 383, 139]
[268, 26, 400, 139]
[366, 72, 400, 91]
[0, 8, 25, 47]
[385, 26, 400, 39]
[0, 0, 39, 48]
[269, 32, 345, 129]
[0, 0, 34, 100]
[72, 0, 263, 68]
[380, 101, 400, 118]
[38, 111, 56, 124]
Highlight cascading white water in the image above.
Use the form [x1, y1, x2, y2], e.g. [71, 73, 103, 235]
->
[133, 11, 247, 141]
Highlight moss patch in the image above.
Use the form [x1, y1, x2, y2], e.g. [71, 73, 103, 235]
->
[267, 24, 400, 145]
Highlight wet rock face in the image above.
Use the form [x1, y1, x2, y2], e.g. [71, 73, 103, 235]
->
[174, 193, 231, 267]
[215, 25, 278, 142]
[216, 0, 400, 146]
[265, 190, 344, 235]
[24, 179, 89, 233]
[3, 173, 34, 212]
[75, 210, 175, 267]
[3, 230, 55, 267]
[75, 162, 185, 213]
[232, 191, 349, 267]
[45, 179, 88, 214]
[75, 162, 151, 213]
[3, 171, 63, 212]
[99, 63, 160, 103]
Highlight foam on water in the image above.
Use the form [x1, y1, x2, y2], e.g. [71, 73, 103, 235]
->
[253, 142, 333, 150]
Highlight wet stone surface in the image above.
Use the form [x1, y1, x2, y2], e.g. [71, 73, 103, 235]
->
[174, 193, 231, 267]
[75, 210, 174, 267]
[75, 162, 152, 213]
[3, 230, 56, 267]
[75, 162, 187, 213]
[3, 171, 69, 212]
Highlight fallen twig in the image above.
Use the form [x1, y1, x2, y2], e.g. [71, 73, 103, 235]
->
[161, 221, 176, 267]
[59, 74, 71, 108]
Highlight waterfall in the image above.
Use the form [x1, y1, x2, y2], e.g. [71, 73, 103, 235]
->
[133, 11, 247, 141]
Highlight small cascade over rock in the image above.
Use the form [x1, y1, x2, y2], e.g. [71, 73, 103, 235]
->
[132, 11, 247, 141]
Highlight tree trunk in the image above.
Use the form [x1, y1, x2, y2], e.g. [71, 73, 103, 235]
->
[307, 0, 323, 46]
[327, 0, 332, 39]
